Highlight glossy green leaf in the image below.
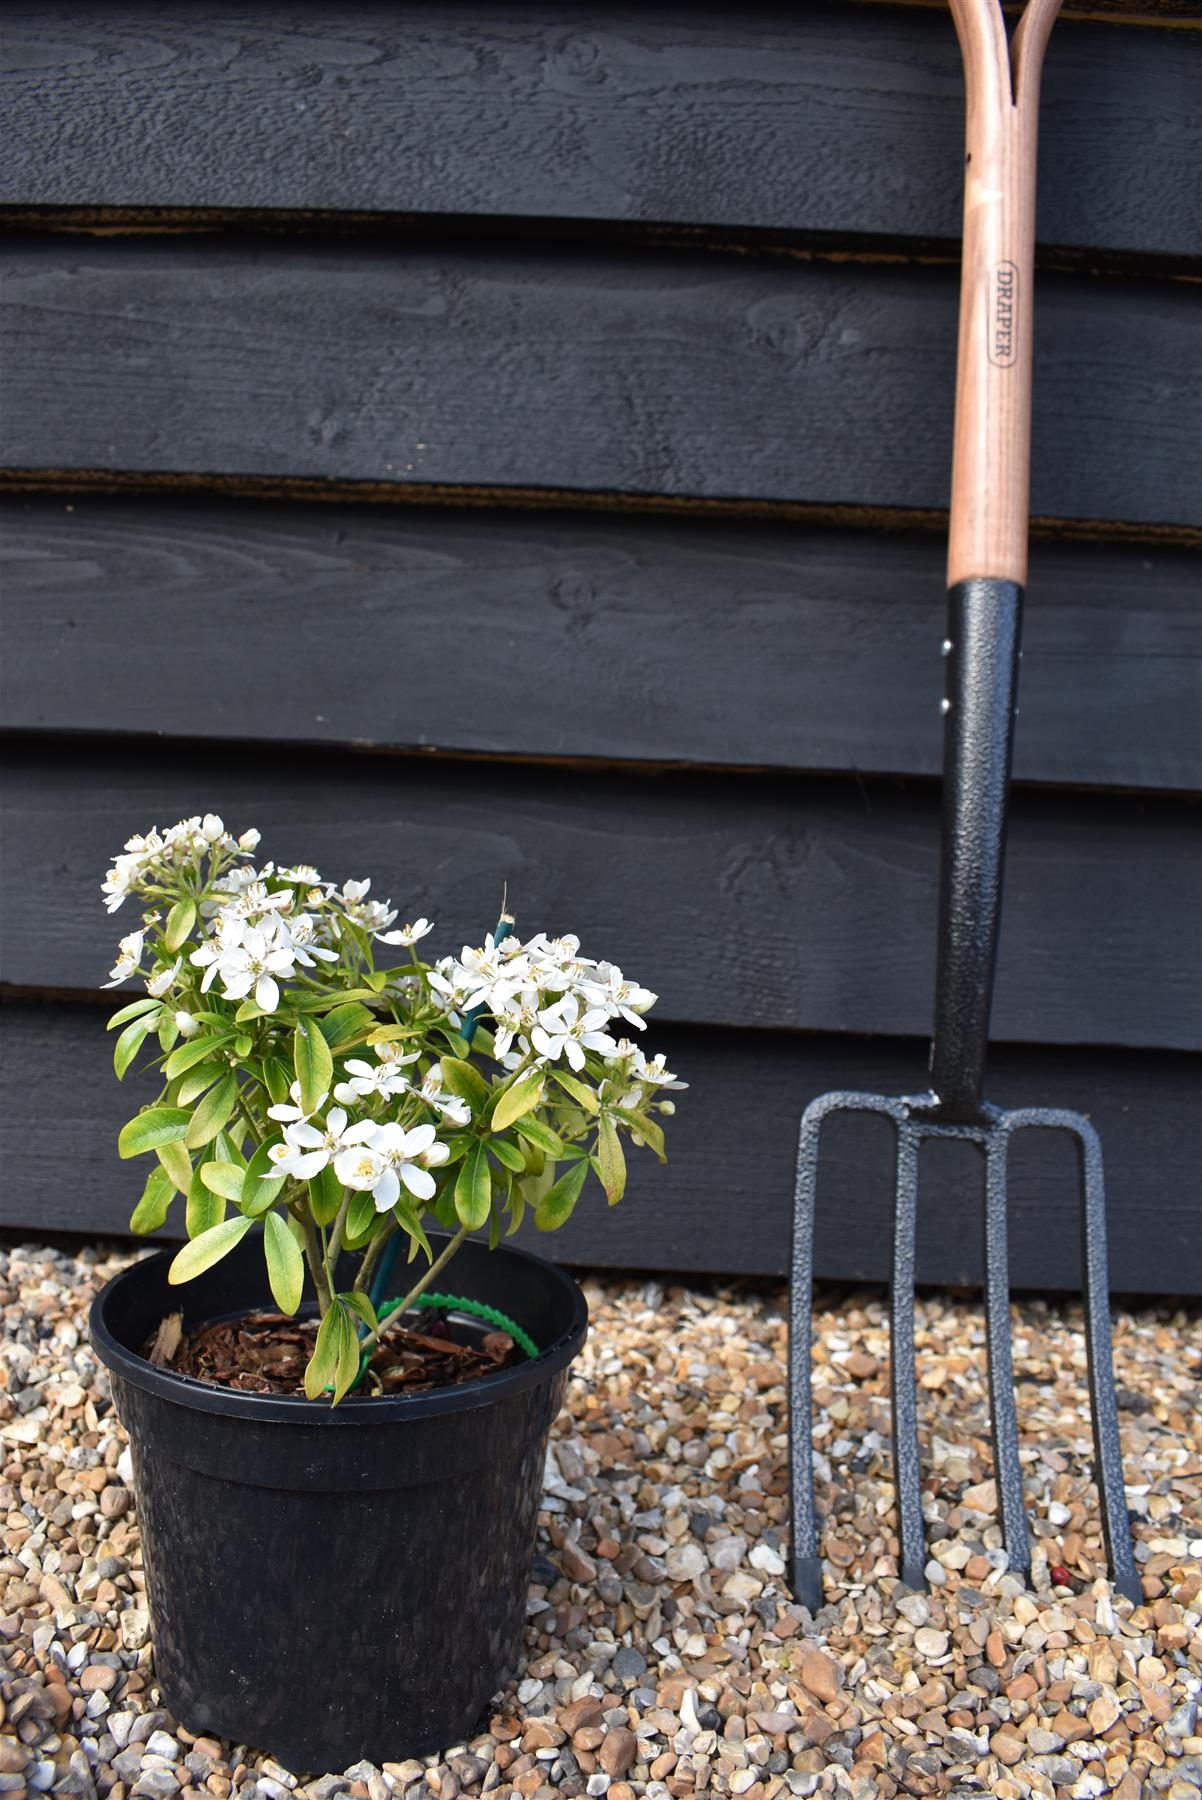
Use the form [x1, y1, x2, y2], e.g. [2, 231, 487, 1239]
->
[308, 1163, 342, 1226]
[167, 1215, 252, 1284]
[345, 1190, 377, 1246]
[176, 1061, 224, 1106]
[489, 1135, 527, 1173]
[107, 996, 162, 1032]
[596, 1114, 627, 1204]
[534, 1158, 589, 1232]
[318, 1003, 376, 1049]
[551, 1069, 601, 1114]
[233, 1032, 254, 1058]
[613, 1106, 667, 1160]
[118, 1106, 192, 1160]
[342, 1290, 378, 1333]
[164, 1033, 232, 1079]
[513, 1115, 566, 1158]
[491, 1072, 544, 1132]
[304, 1301, 360, 1404]
[294, 1019, 333, 1114]
[186, 1172, 226, 1238]
[394, 1202, 432, 1261]
[112, 1017, 151, 1080]
[185, 1073, 239, 1149]
[156, 1137, 193, 1194]
[199, 1161, 246, 1203]
[163, 897, 196, 952]
[129, 1165, 175, 1234]
[263, 1056, 293, 1106]
[454, 1142, 492, 1230]
[264, 1211, 304, 1315]
[439, 1056, 490, 1112]
[241, 1140, 287, 1217]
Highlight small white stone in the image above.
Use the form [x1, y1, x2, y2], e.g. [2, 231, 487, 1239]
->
[586, 1777, 610, 1798]
[748, 1543, 785, 1576]
[913, 1627, 950, 1658]
[665, 1542, 707, 1582]
[896, 1594, 930, 1627]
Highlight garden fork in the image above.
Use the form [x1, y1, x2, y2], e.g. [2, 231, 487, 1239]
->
[787, 0, 1142, 1610]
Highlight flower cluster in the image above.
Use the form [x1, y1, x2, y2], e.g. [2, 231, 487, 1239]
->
[103, 821, 682, 1403]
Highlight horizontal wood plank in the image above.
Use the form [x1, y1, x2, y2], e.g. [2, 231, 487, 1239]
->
[2, 237, 1197, 528]
[3, 1000, 1196, 1292]
[2, 741, 1198, 1049]
[3, 496, 1198, 790]
[1, 6, 1197, 259]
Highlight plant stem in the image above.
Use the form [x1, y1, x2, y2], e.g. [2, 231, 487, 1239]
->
[357, 1226, 467, 1354]
[352, 1220, 399, 1295]
[324, 1192, 354, 1287]
[298, 1212, 332, 1314]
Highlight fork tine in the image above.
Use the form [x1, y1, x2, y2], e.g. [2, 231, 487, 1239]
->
[788, 1100, 824, 1612]
[984, 1128, 1031, 1581]
[1071, 1116, 1143, 1605]
[891, 1124, 926, 1591]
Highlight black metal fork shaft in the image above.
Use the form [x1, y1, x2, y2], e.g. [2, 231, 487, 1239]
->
[927, 578, 1023, 1124]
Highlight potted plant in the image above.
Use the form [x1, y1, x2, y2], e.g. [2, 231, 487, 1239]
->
[88, 815, 683, 1770]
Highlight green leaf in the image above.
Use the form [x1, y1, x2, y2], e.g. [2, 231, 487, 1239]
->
[613, 1106, 666, 1161]
[129, 1165, 175, 1234]
[118, 1106, 192, 1160]
[163, 897, 196, 953]
[551, 1069, 601, 1114]
[513, 1115, 566, 1158]
[534, 1158, 589, 1232]
[304, 1301, 360, 1405]
[491, 1071, 545, 1132]
[113, 1016, 151, 1080]
[167, 1215, 253, 1284]
[345, 1190, 377, 1246]
[342, 1290, 378, 1333]
[292, 989, 382, 1012]
[241, 1140, 287, 1217]
[234, 998, 271, 1023]
[366, 1024, 423, 1045]
[454, 1141, 492, 1230]
[264, 1211, 304, 1315]
[363, 969, 389, 995]
[185, 1073, 239, 1150]
[186, 1172, 226, 1239]
[394, 1202, 432, 1261]
[596, 1114, 627, 1204]
[439, 1056, 490, 1112]
[176, 1061, 224, 1106]
[505, 1185, 526, 1237]
[107, 996, 162, 1032]
[318, 1003, 376, 1049]
[294, 1018, 333, 1114]
[164, 1033, 232, 1079]
[263, 1056, 293, 1106]
[308, 1163, 343, 1227]
[199, 1160, 246, 1203]
[156, 1137, 193, 1194]
[212, 1129, 247, 1169]
[157, 1013, 180, 1054]
[489, 1135, 527, 1173]
[233, 1032, 254, 1058]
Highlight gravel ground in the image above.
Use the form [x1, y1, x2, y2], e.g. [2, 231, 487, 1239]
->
[2, 1241, 1200, 1800]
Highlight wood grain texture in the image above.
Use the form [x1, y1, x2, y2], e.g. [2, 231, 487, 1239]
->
[3, 496, 1199, 791]
[1, 6, 1197, 258]
[2, 237, 1198, 528]
[2, 741, 1198, 1049]
[3, 1000, 1196, 1292]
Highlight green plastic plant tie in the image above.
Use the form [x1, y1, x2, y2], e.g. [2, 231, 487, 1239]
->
[379, 1290, 539, 1360]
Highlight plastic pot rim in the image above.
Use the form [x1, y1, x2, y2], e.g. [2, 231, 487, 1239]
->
[89, 1233, 589, 1428]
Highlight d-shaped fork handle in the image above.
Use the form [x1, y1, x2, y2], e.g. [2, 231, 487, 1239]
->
[947, 0, 1062, 588]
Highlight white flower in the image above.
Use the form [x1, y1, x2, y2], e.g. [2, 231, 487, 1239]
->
[332, 1047, 419, 1106]
[267, 1080, 328, 1127]
[339, 878, 371, 904]
[580, 962, 656, 1030]
[356, 1122, 450, 1211]
[238, 828, 261, 851]
[146, 957, 181, 998]
[270, 1106, 373, 1181]
[201, 813, 225, 842]
[451, 937, 532, 1013]
[531, 994, 616, 1071]
[282, 913, 339, 967]
[216, 924, 296, 1012]
[104, 929, 145, 987]
[414, 1068, 472, 1126]
[173, 1009, 201, 1038]
[375, 917, 433, 949]
[189, 915, 248, 990]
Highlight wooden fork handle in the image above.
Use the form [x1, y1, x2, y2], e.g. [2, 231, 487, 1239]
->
[947, 0, 1062, 588]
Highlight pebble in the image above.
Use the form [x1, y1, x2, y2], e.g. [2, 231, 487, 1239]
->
[1, 1240, 1197, 1800]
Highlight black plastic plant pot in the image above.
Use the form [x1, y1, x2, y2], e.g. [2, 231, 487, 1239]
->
[89, 1229, 588, 1772]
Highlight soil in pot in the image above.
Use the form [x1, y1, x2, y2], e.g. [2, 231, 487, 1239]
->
[148, 1303, 522, 1395]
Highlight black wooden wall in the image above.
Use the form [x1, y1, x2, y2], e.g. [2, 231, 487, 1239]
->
[1, 3, 1200, 1291]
